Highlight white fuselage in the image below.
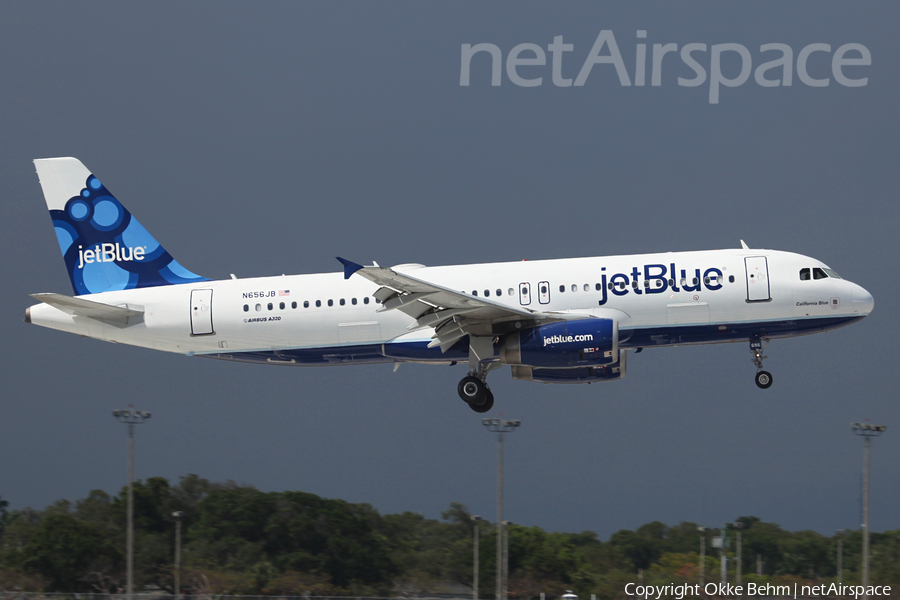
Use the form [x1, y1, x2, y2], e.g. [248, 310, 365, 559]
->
[27, 248, 873, 366]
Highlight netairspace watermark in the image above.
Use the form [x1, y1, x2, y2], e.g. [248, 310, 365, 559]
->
[624, 582, 892, 599]
[459, 30, 871, 104]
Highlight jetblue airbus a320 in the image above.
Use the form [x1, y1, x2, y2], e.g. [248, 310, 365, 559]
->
[26, 158, 874, 412]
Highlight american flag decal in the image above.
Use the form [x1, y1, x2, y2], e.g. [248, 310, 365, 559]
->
[278, 290, 290, 296]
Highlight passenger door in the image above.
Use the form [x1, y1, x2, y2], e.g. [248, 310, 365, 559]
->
[190, 289, 215, 336]
[744, 257, 771, 302]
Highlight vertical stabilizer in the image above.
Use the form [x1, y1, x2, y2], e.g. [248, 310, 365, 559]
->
[34, 157, 209, 295]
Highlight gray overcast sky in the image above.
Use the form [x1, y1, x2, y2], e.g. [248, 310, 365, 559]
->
[1, 2, 898, 539]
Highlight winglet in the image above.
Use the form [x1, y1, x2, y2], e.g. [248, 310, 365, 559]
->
[336, 257, 364, 280]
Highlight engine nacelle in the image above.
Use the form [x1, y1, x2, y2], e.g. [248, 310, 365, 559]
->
[499, 318, 618, 369]
[511, 351, 627, 384]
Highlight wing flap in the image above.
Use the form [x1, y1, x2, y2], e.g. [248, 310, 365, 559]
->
[337, 257, 590, 353]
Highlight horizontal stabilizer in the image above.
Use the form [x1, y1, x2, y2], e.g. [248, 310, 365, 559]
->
[29, 292, 143, 324]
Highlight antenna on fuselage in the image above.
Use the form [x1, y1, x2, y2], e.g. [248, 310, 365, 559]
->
[740, 240, 750, 250]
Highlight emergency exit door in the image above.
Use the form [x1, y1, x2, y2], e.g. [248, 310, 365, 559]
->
[744, 257, 771, 302]
[190, 289, 215, 335]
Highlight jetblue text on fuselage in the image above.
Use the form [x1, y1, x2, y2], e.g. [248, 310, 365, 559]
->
[596, 263, 723, 305]
[77, 243, 146, 269]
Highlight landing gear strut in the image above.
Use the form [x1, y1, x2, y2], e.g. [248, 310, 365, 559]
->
[750, 338, 773, 389]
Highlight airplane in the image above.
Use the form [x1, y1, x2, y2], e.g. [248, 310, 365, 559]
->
[25, 157, 874, 413]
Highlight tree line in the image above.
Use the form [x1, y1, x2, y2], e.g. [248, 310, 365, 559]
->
[0, 478, 897, 597]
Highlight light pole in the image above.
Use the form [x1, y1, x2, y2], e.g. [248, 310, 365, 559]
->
[482, 418, 521, 600]
[732, 522, 744, 587]
[836, 530, 844, 586]
[113, 408, 151, 600]
[698, 527, 706, 587]
[173, 511, 185, 600]
[712, 528, 727, 584]
[852, 421, 886, 600]
[503, 521, 512, 593]
[472, 516, 482, 600]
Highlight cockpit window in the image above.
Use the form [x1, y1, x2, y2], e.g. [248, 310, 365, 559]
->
[813, 267, 828, 280]
[799, 268, 811, 281]
[822, 268, 842, 279]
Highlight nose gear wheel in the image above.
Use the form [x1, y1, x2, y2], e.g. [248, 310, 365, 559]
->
[750, 339, 773, 389]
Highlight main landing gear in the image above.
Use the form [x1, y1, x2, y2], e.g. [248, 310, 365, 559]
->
[750, 338, 773, 389]
[458, 375, 494, 413]
[458, 335, 499, 413]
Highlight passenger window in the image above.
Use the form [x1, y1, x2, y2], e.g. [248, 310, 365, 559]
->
[255, 304, 261, 311]
[693, 278, 699, 285]
[559, 285, 565, 293]
[813, 268, 828, 280]
[340, 298, 345, 306]
[643, 281, 649, 288]
[364, 297, 370, 304]
[571, 284, 577, 292]
[596, 283, 602, 291]
[668, 279, 674, 287]
[484, 290, 490, 297]
[656, 280, 663, 288]
[279, 302, 285, 310]
[291, 301, 297, 309]
[375, 298, 382, 304]
[304, 301, 309, 308]
[799, 268, 811, 281]
[243, 304, 249, 312]
[508, 288, 514, 296]
[316, 300, 321, 307]
[267, 303, 273, 310]
[472, 290, 478, 296]
[352, 298, 357, 305]
[328, 299, 334, 306]
[729, 275, 735, 283]
[496, 289, 502, 297]
[583, 284, 589, 292]
[703, 277, 710, 285]
[632, 281, 638, 289]
[607, 283, 613, 290]
[680, 278, 686, 286]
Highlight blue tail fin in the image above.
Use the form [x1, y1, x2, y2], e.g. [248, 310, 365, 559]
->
[34, 157, 209, 295]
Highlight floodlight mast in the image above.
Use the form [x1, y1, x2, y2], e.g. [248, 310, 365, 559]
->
[732, 522, 744, 586]
[851, 422, 886, 600]
[112, 409, 151, 600]
[472, 515, 482, 600]
[697, 527, 706, 587]
[173, 511, 185, 600]
[482, 418, 520, 600]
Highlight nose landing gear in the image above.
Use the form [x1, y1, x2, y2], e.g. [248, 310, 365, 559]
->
[750, 339, 773, 389]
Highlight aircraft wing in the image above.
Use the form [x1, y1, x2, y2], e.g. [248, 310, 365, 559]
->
[29, 293, 144, 326]
[337, 257, 571, 351]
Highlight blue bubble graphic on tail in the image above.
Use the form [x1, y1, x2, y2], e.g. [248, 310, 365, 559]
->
[50, 174, 209, 295]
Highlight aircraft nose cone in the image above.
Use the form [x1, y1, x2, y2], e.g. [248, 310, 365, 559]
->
[852, 285, 874, 315]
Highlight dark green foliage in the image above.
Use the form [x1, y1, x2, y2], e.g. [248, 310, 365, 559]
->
[12, 513, 119, 591]
[1, 479, 897, 596]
